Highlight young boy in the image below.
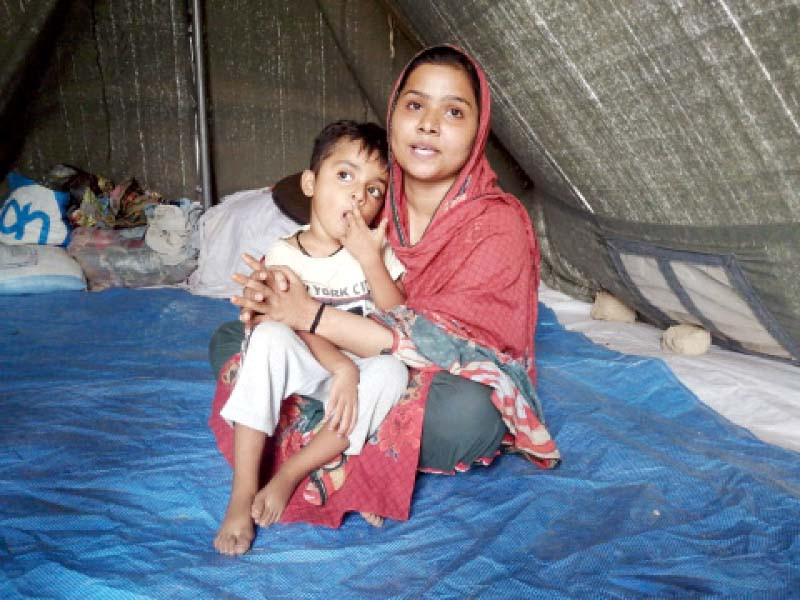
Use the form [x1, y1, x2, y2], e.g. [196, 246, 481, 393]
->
[214, 121, 407, 556]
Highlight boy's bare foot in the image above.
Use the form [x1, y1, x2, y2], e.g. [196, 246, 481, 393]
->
[360, 512, 384, 527]
[214, 492, 256, 555]
[251, 471, 297, 527]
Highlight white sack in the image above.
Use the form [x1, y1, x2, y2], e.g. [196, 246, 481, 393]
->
[187, 188, 298, 298]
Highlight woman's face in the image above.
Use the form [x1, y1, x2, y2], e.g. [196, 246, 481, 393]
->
[390, 62, 479, 190]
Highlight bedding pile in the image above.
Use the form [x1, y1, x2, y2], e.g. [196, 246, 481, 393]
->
[0, 166, 200, 293]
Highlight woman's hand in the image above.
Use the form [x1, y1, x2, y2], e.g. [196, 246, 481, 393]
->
[231, 254, 317, 332]
[323, 361, 359, 437]
[341, 203, 387, 269]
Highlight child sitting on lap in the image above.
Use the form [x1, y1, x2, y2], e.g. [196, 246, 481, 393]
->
[214, 120, 407, 556]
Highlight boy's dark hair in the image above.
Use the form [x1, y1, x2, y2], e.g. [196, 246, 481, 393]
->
[396, 46, 481, 110]
[309, 120, 388, 174]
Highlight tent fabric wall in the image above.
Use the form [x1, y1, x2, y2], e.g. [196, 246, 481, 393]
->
[0, 0, 541, 210]
[201, 0, 535, 200]
[0, 0, 64, 178]
[204, 0, 387, 197]
[389, 0, 800, 222]
[534, 193, 800, 358]
[2, 0, 197, 201]
[1, 0, 409, 201]
[305, 0, 418, 129]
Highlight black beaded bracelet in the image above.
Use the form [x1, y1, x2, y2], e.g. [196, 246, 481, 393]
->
[309, 302, 326, 334]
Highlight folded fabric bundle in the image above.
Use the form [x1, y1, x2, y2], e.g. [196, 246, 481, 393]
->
[44, 164, 165, 230]
[144, 199, 202, 266]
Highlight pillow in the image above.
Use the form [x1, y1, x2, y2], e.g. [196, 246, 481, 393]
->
[187, 187, 298, 298]
[0, 243, 86, 294]
[0, 172, 72, 246]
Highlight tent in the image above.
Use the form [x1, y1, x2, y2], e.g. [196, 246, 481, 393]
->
[2, 1, 799, 597]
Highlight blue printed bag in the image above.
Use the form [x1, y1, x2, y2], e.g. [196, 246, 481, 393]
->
[0, 172, 72, 246]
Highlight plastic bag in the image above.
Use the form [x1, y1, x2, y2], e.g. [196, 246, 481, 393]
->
[67, 226, 196, 291]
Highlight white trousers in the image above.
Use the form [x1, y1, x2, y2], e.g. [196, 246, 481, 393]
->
[220, 321, 408, 455]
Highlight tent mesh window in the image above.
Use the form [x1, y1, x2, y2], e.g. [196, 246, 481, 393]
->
[607, 239, 799, 362]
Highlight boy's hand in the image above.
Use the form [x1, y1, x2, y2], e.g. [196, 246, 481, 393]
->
[232, 254, 290, 332]
[323, 361, 359, 438]
[233, 262, 268, 332]
[341, 203, 386, 268]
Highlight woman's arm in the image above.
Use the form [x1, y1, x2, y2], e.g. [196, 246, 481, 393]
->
[231, 255, 394, 357]
[308, 301, 395, 357]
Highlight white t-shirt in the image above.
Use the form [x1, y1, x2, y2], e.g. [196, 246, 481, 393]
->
[263, 227, 405, 317]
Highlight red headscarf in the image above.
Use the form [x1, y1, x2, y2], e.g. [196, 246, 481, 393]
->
[385, 45, 540, 381]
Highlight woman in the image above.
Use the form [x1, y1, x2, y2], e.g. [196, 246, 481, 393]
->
[209, 45, 559, 527]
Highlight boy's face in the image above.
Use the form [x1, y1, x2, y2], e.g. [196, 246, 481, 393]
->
[302, 138, 388, 241]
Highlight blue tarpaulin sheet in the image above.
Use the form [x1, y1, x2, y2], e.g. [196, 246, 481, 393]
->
[1, 288, 799, 598]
